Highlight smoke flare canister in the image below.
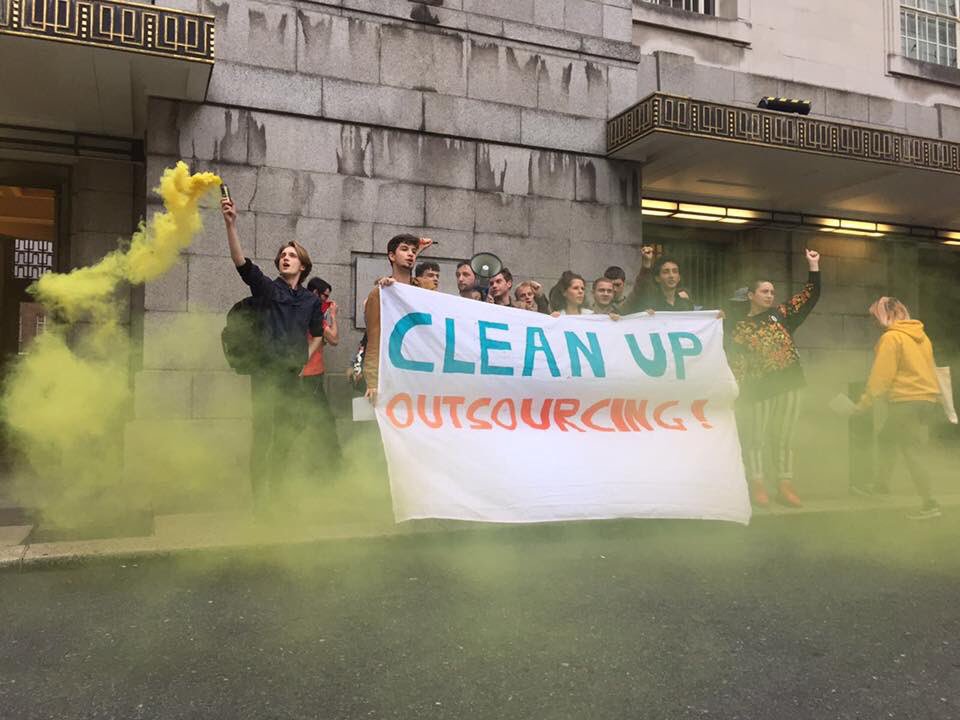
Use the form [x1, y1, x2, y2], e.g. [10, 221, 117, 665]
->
[220, 183, 231, 202]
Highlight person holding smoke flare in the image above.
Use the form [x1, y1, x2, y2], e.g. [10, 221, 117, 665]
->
[853, 297, 943, 520]
[728, 249, 821, 509]
[221, 194, 325, 506]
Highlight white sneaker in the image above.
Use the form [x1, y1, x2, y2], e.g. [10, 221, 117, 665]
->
[907, 502, 942, 521]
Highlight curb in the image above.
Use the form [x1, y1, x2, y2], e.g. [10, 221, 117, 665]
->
[0, 521, 413, 574]
[2, 493, 957, 573]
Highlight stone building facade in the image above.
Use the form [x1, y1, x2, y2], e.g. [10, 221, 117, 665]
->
[4, 0, 960, 505]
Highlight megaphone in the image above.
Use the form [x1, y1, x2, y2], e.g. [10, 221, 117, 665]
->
[470, 252, 502, 290]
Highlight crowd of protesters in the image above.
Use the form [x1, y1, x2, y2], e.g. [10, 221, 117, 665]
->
[220, 195, 948, 521]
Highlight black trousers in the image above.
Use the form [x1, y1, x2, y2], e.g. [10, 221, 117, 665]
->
[249, 370, 309, 504]
[876, 401, 935, 499]
[303, 374, 342, 477]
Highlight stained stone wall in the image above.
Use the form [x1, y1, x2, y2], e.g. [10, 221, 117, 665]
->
[69, 160, 135, 275]
[131, 0, 960, 505]
[135, 0, 649, 503]
[67, 158, 136, 353]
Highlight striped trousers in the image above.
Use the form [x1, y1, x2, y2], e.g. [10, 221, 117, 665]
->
[740, 390, 803, 483]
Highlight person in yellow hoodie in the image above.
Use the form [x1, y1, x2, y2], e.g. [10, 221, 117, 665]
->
[855, 297, 942, 519]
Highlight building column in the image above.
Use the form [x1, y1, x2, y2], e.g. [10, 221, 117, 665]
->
[885, 238, 920, 313]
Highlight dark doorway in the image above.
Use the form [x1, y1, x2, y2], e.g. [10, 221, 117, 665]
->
[918, 246, 960, 443]
[640, 222, 733, 310]
[919, 246, 960, 362]
[0, 185, 58, 493]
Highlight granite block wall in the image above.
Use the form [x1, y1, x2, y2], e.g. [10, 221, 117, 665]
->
[127, 0, 958, 503]
[136, 0, 646, 499]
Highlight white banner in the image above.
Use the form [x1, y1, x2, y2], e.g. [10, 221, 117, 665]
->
[375, 284, 751, 525]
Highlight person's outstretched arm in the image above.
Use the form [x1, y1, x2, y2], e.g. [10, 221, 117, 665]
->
[781, 249, 821, 330]
[221, 198, 245, 268]
[323, 302, 339, 346]
[363, 287, 381, 404]
[623, 246, 655, 313]
[223, 197, 273, 297]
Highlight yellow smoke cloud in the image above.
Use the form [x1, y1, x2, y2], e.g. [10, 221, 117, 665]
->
[1, 162, 220, 528]
[30, 162, 220, 323]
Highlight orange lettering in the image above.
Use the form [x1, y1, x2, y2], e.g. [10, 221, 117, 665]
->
[491, 398, 518, 430]
[690, 399, 713, 429]
[520, 398, 553, 430]
[609, 399, 632, 432]
[553, 398, 585, 432]
[582, 399, 613, 432]
[623, 400, 653, 431]
[467, 398, 492, 430]
[654, 401, 687, 431]
[442, 396, 466, 428]
[417, 394, 443, 429]
[385, 393, 414, 429]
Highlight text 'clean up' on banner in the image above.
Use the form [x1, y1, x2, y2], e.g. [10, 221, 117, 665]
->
[374, 283, 750, 525]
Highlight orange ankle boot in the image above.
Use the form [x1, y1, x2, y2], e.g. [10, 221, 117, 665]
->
[751, 480, 770, 507]
[777, 480, 802, 508]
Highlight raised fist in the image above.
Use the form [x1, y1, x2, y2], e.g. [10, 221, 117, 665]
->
[641, 245, 655, 268]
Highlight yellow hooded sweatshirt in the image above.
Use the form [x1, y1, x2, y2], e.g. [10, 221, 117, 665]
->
[860, 320, 941, 408]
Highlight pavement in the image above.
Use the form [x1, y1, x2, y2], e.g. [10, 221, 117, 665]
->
[3, 490, 960, 573]
[2, 510, 959, 719]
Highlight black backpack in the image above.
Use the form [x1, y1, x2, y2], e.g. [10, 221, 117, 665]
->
[221, 296, 267, 375]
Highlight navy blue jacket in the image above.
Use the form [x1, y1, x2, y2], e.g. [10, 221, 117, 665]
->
[237, 258, 323, 373]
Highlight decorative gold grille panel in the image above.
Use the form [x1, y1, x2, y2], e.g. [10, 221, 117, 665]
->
[608, 93, 960, 175]
[0, 0, 213, 62]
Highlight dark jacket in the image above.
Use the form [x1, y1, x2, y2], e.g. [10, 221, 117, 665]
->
[237, 258, 323, 373]
[727, 271, 821, 402]
[623, 266, 697, 313]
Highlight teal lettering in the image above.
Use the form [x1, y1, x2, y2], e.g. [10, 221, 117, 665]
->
[625, 333, 667, 377]
[668, 331, 703, 380]
[388, 312, 434, 373]
[522, 327, 559, 377]
[479, 321, 514, 376]
[442, 318, 475, 374]
[564, 331, 606, 378]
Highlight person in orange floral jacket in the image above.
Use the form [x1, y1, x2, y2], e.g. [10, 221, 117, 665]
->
[729, 249, 821, 509]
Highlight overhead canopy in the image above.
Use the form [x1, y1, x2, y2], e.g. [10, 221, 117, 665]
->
[608, 93, 960, 230]
[0, 0, 213, 139]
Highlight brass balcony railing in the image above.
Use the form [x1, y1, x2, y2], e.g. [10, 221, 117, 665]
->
[0, 0, 213, 62]
[608, 92, 960, 176]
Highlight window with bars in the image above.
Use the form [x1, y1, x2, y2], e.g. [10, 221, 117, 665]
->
[638, 241, 727, 311]
[663, 242, 726, 311]
[639, 0, 716, 15]
[901, 0, 960, 68]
